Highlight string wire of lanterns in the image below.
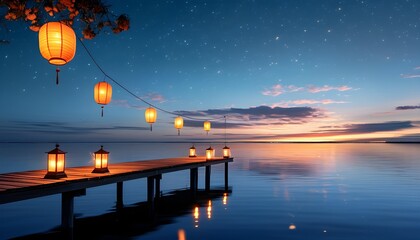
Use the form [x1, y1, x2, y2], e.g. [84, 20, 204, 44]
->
[76, 36, 226, 134]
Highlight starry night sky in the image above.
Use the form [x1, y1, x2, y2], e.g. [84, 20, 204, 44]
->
[1, 0, 420, 142]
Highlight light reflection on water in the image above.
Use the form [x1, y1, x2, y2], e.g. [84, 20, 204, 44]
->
[1, 143, 420, 239]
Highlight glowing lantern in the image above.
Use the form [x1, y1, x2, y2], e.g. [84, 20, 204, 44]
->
[94, 81, 112, 117]
[39, 22, 76, 85]
[223, 146, 231, 158]
[174, 116, 184, 135]
[204, 121, 211, 135]
[145, 107, 157, 131]
[206, 146, 215, 160]
[92, 145, 109, 173]
[189, 145, 196, 157]
[44, 144, 67, 179]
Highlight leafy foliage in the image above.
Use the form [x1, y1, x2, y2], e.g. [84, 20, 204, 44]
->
[1, 0, 129, 39]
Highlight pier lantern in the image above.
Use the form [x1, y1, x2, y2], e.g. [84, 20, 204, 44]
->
[145, 107, 157, 131]
[204, 121, 211, 135]
[44, 144, 67, 179]
[92, 145, 109, 173]
[94, 81, 112, 117]
[189, 145, 197, 157]
[174, 116, 184, 135]
[223, 145, 231, 158]
[39, 22, 76, 85]
[206, 146, 215, 160]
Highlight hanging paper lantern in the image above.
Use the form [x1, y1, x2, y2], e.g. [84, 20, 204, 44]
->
[39, 22, 76, 85]
[94, 81, 112, 117]
[174, 116, 184, 135]
[145, 107, 157, 131]
[204, 121, 211, 135]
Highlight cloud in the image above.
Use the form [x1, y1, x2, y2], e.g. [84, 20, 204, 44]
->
[401, 74, 420, 79]
[291, 99, 346, 105]
[0, 121, 149, 136]
[308, 85, 352, 93]
[176, 105, 326, 128]
[395, 105, 420, 110]
[262, 84, 353, 96]
[143, 92, 167, 103]
[262, 84, 283, 96]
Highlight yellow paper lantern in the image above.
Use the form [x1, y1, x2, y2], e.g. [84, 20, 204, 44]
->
[92, 145, 110, 173]
[44, 144, 67, 179]
[189, 145, 196, 157]
[204, 121, 211, 135]
[145, 107, 157, 131]
[94, 81, 112, 117]
[174, 116, 184, 135]
[39, 22, 76, 84]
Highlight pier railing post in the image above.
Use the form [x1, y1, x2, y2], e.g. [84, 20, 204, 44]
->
[224, 162, 229, 191]
[205, 165, 211, 192]
[116, 182, 123, 210]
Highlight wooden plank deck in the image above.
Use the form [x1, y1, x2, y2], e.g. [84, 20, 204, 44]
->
[0, 156, 233, 204]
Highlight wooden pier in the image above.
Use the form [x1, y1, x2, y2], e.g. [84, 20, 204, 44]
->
[0, 156, 233, 238]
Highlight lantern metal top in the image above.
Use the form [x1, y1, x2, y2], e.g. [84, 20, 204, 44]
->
[223, 146, 230, 150]
[94, 145, 109, 154]
[46, 144, 66, 154]
[206, 146, 214, 151]
[190, 145, 196, 150]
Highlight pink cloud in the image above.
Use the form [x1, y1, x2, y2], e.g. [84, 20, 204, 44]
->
[262, 84, 283, 96]
[273, 99, 347, 107]
[308, 85, 352, 93]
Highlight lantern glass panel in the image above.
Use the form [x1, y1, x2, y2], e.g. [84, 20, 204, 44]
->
[189, 147, 196, 157]
[56, 153, 65, 172]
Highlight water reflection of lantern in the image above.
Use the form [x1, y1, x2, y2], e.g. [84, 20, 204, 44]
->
[92, 145, 109, 173]
[193, 206, 199, 228]
[174, 116, 184, 135]
[178, 229, 186, 240]
[94, 81, 112, 117]
[145, 107, 157, 131]
[39, 22, 76, 85]
[206, 146, 215, 160]
[203, 121, 211, 135]
[207, 200, 212, 219]
[44, 144, 67, 179]
[223, 146, 231, 158]
[189, 145, 196, 157]
[223, 193, 228, 205]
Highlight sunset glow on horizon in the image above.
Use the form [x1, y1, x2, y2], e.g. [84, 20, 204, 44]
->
[1, 1, 420, 143]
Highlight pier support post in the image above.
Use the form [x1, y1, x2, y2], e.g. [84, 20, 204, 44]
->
[190, 168, 198, 197]
[224, 162, 229, 191]
[155, 174, 162, 201]
[61, 189, 86, 239]
[205, 165, 211, 192]
[147, 176, 155, 215]
[116, 182, 123, 210]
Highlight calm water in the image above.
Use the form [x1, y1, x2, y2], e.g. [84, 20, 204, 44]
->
[1, 143, 420, 239]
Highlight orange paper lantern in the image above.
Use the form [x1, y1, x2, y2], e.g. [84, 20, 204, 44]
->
[94, 81, 112, 117]
[145, 107, 157, 131]
[39, 22, 76, 84]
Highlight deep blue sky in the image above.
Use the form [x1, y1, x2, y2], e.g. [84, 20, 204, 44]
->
[1, 0, 420, 142]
